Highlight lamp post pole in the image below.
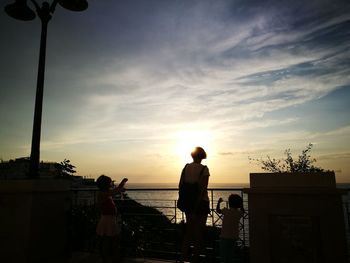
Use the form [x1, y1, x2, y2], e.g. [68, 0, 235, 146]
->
[4, 0, 88, 178]
[29, 2, 51, 178]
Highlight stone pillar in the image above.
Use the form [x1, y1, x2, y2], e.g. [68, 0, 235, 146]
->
[0, 180, 71, 263]
[244, 172, 347, 263]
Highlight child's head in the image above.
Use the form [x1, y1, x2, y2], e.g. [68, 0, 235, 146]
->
[96, 175, 112, 191]
[228, 194, 243, 209]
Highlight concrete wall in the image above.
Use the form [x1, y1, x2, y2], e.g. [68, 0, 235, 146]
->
[244, 173, 347, 263]
[0, 180, 71, 263]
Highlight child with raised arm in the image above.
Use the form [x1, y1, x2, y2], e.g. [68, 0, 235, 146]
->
[216, 194, 244, 263]
[96, 175, 128, 263]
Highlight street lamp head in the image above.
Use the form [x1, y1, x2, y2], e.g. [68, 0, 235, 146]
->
[4, 0, 36, 21]
[58, 0, 88, 12]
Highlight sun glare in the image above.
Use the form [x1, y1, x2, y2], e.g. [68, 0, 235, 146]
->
[175, 130, 213, 163]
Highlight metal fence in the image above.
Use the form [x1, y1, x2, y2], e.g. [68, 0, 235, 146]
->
[70, 187, 249, 261]
[70, 187, 350, 261]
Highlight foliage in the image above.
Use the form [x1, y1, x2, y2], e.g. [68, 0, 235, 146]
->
[249, 143, 328, 173]
[55, 159, 76, 177]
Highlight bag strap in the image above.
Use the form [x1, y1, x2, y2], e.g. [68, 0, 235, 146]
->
[179, 163, 189, 188]
[197, 165, 207, 195]
[194, 165, 207, 210]
[198, 165, 206, 181]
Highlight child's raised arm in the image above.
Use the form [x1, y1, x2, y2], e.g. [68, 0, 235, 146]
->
[109, 178, 128, 195]
[216, 197, 223, 214]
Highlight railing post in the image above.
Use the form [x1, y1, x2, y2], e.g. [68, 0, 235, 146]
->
[241, 189, 246, 247]
[174, 199, 177, 224]
[346, 202, 350, 230]
[211, 189, 214, 226]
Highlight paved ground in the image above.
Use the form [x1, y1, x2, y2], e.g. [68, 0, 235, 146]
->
[68, 252, 175, 263]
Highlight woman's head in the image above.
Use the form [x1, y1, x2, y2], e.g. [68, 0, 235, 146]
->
[228, 194, 243, 209]
[191, 147, 207, 160]
[96, 175, 112, 191]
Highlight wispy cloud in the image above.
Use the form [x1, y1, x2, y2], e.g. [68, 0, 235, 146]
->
[42, 6, 350, 154]
[1, 0, 350, 181]
[318, 153, 350, 160]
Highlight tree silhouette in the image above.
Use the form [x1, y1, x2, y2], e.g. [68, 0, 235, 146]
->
[249, 143, 328, 173]
[55, 159, 76, 177]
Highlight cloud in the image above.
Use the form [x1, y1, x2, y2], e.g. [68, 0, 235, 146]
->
[1, 0, 350, 180]
[318, 153, 350, 160]
[218, 152, 236, 156]
[42, 0, 350, 131]
[218, 149, 272, 156]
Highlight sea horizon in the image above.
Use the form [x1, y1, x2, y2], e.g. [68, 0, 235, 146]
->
[126, 182, 350, 189]
[126, 182, 250, 189]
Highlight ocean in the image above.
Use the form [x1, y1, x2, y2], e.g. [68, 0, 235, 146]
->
[122, 183, 350, 229]
[125, 183, 350, 203]
[121, 183, 251, 229]
[73, 182, 350, 228]
[125, 182, 251, 211]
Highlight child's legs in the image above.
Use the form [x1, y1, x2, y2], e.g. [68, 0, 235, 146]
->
[220, 238, 235, 263]
[99, 235, 120, 263]
[99, 236, 111, 262]
[111, 234, 121, 263]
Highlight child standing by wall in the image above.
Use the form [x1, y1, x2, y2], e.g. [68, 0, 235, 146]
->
[96, 175, 128, 263]
[216, 194, 244, 263]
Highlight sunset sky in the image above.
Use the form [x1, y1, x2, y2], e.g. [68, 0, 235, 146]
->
[1, 0, 350, 184]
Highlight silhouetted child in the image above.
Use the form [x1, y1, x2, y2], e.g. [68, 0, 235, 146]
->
[216, 194, 244, 263]
[96, 175, 128, 263]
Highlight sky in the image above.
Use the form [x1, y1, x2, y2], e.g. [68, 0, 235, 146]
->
[1, 0, 350, 184]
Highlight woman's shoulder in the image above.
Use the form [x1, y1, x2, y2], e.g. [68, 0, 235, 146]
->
[185, 163, 210, 178]
[199, 164, 210, 176]
[187, 162, 208, 169]
[186, 162, 207, 171]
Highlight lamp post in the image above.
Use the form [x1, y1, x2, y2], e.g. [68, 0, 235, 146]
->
[4, 0, 88, 178]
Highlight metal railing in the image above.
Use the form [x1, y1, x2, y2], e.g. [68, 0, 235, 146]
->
[70, 187, 249, 261]
[70, 187, 350, 261]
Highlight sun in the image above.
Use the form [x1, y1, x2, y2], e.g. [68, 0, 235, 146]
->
[175, 130, 213, 163]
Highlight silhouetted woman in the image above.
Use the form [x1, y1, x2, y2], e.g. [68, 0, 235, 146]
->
[179, 147, 210, 263]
